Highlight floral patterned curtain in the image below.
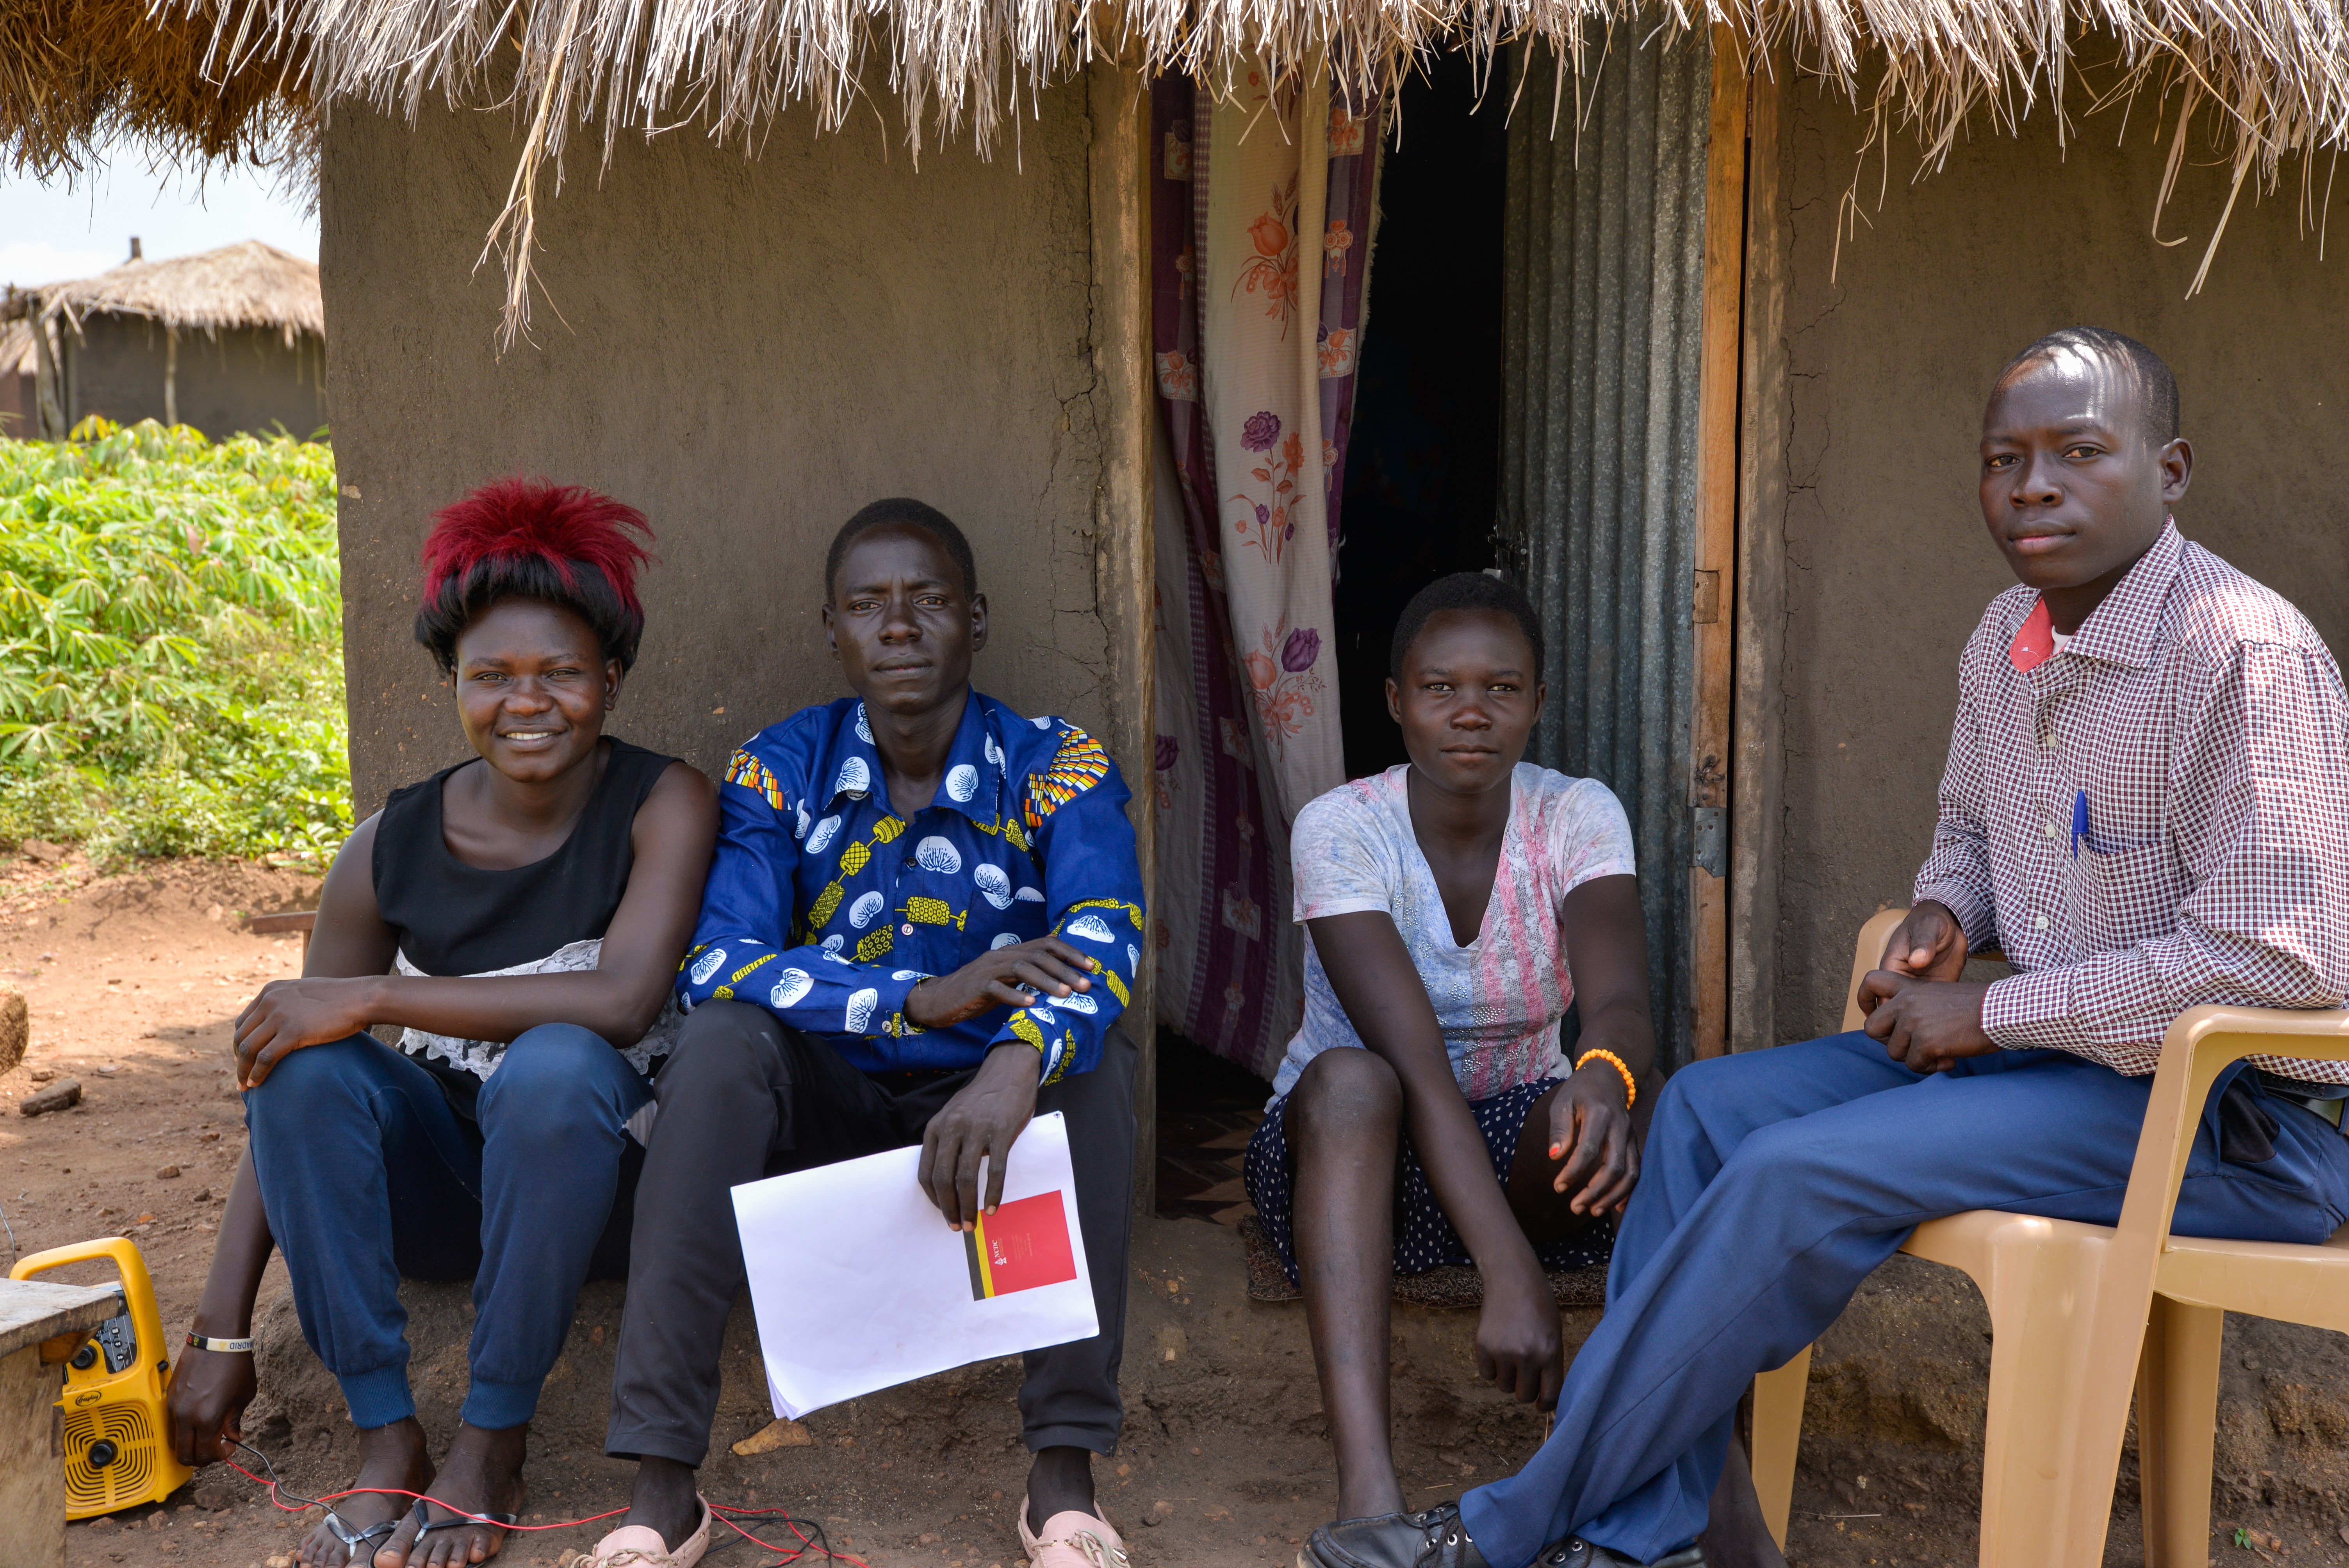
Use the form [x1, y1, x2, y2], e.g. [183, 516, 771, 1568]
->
[1150, 66, 1382, 1077]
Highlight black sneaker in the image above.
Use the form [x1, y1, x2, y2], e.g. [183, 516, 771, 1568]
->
[1298, 1504, 1492, 1568]
[1529, 1538, 1708, 1568]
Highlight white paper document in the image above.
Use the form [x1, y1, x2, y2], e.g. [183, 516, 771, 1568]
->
[731, 1110, 1098, 1420]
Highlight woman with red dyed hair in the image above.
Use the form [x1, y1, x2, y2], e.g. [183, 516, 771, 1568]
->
[166, 479, 718, 1568]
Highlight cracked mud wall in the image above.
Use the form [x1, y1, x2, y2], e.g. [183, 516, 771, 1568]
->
[322, 83, 1119, 811]
[1766, 85, 2349, 1041]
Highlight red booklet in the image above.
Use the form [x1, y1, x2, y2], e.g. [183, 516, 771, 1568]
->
[965, 1192, 1078, 1300]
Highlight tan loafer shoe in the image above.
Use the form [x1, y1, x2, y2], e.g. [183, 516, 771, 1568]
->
[1021, 1506, 1130, 1568]
[582, 1495, 713, 1568]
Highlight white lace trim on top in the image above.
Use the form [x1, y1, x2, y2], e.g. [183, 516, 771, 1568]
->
[393, 938, 683, 1082]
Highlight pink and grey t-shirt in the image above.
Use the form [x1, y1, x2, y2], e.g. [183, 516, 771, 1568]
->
[1269, 763, 1638, 1102]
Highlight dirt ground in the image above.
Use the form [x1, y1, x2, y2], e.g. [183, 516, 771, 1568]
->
[1, 852, 2345, 1568]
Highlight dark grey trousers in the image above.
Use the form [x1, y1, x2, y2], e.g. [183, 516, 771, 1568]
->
[606, 1000, 1137, 1467]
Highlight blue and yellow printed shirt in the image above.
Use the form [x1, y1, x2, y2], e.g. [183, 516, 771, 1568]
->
[679, 691, 1146, 1080]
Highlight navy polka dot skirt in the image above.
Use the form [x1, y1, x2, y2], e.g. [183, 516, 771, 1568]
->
[1241, 1074, 1617, 1286]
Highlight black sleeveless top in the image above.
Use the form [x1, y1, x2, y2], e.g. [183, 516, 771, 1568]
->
[373, 738, 675, 976]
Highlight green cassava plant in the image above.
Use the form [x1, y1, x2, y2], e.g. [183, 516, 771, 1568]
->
[0, 417, 350, 864]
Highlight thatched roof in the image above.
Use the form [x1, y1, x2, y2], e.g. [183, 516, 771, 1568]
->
[1, 319, 33, 376]
[5, 0, 2343, 340]
[0, 0, 311, 180]
[325, 0, 2341, 337]
[2, 240, 324, 344]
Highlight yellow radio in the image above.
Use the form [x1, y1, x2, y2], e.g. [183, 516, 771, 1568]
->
[11, 1237, 194, 1518]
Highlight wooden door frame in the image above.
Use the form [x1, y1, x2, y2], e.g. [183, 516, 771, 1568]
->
[1690, 27, 1746, 1059]
[1729, 47, 1791, 1055]
[1697, 31, 1792, 1058]
[1087, 55, 1160, 1210]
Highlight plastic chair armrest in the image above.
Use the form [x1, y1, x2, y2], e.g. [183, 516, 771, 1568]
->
[1841, 909, 1912, 1032]
[2050, 1004, 2349, 1563]
[2114, 1004, 2349, 1258]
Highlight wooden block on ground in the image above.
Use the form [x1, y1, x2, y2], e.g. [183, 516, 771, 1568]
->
[0, 987, 24, 1073]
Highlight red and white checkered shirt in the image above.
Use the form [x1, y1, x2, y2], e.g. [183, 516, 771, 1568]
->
[1914, 521, 2349, 1082]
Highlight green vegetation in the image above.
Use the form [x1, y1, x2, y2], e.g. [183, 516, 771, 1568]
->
[0, 418, 350, 863]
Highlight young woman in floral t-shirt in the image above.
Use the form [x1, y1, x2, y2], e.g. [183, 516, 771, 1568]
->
[1243, 572, 1654, 1527]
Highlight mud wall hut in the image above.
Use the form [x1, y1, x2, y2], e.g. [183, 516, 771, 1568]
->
[3, 240, 328, 440]
[0, 320, 34, 436]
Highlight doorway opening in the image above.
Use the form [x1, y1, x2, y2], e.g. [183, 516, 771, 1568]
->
[1332, 53, 1511, 781]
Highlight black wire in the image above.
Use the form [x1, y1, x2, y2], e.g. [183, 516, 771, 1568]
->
[232, 1440, 330, 1515]
[0, 1192, 18, 1272]
[709, 1504, 843, 1565]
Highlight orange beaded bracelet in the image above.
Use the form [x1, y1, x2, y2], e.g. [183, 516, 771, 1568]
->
[1574, 1047, 1637, 1109]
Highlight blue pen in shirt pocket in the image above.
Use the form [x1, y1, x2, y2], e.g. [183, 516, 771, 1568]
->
[2071, 788, 2149, 858]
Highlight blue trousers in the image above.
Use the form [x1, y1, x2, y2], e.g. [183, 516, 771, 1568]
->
[245, 1028, 651, 1430]
[1458, 1033, 2349, 1568]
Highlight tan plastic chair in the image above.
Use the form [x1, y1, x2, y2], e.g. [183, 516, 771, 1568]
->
[1747, 908, 2349, 1567]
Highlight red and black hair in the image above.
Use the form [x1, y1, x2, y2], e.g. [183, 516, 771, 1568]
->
[413, 478, 657, 675]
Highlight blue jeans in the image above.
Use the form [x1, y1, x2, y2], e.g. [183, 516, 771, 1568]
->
[245, 1027, 651, 1430]
[1457, 1033, 2349, 1567]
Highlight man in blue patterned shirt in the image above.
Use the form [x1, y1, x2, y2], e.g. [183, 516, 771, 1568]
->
[598, 500, 1146, 1568]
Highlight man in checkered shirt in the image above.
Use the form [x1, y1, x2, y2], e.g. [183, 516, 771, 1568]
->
[1325, 331, 2349, 1568]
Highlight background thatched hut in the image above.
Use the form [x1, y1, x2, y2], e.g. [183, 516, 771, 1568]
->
[2, 239, 327, 439]
[2, 0, 2343, 1162]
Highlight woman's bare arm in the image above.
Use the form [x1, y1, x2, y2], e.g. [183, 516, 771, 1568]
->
[1561, 875, 1658, 1083]
[235, 763, 719, 1084]
[166, 1148, 271, 1463]
[1542, 873, 1657, 1213]
[162, 806, 404, 1458]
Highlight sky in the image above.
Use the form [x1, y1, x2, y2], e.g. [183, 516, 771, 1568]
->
[0, 137, 318, 291]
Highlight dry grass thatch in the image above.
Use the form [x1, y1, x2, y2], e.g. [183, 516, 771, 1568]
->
[9, 0, 2342, 345]
[0, 0, 313, 181]
[2, 240, 324, 344]
[218, 0, 2344, 342]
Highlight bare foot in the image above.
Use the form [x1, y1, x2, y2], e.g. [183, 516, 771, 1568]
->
[617, 1455, 703, 1552]
[299, 1418, 431, 1568]
[374, 1420, 527, 1568]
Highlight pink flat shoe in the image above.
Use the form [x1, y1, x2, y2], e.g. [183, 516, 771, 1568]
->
[1021, 1507, 1130, 1568]
[582, 1496, 713, 1568]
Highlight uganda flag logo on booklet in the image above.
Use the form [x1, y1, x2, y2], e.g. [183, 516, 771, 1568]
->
[965, 1192, 1079, 1299]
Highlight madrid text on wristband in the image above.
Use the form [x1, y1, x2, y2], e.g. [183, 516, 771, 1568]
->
[186, 1331, 256, 1354]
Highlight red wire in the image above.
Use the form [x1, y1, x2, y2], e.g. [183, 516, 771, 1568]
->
[222, 1457, 873, 1564]
[221, 1460, 626, 1531]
